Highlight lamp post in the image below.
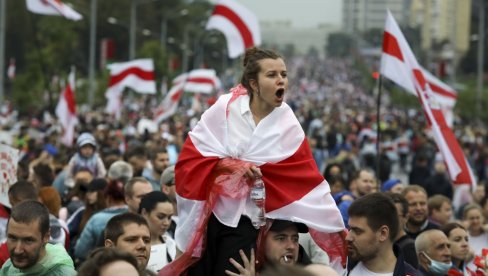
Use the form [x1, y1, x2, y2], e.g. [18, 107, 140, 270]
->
[160, 8, 188, 49]
[88, 0, 98, 107]
[477, 0, 485, 121]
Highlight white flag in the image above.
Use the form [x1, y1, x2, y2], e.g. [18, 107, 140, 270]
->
[26, 0, 83, 21]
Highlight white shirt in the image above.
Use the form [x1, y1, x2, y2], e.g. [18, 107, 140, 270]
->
[146, 235, 177, 273]
[213, 94, 261, 227]
[343, 262, 393, 276]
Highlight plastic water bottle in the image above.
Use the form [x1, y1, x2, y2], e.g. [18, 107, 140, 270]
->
[250, 177, 266, 229]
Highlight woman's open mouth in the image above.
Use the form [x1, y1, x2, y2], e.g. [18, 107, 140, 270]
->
[275, 88, 285, 99]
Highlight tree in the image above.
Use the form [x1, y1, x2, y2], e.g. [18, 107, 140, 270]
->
[326, 32, 354, 57]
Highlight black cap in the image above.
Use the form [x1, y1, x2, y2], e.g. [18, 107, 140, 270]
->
[269, 219, 309, 233]
[87, 178, 108, 192]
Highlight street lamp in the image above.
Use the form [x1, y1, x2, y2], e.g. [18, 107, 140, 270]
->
[160, 8, 189, 49]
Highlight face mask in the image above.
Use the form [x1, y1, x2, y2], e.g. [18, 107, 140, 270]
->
[422, 251, 452, 275]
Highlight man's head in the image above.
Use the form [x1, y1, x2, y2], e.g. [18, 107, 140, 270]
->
[160, 165, 176, 202]
[428, 195, 452, 226]
[108, 161, 134, 185]
[402, 185, 428, 227]
[385, 192, 409, 237]
[264, 219, 308, 266]
[104, 212, 151, 271]
[149, 148, 170, 176]
[8, 180, 38, 207]
[346, 193, 398, 262]
[353, 169, 376, 197]
[415, 229, 451, 274]
[124, 177, 153, 213]
[6, 201, 50, 269]
[125, 147, 147, 177]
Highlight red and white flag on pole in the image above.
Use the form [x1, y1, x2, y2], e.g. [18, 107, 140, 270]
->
[55, 68, 78, 146]
[153, 74, 186, 124]
[380, 13, 457, 125]
[105, 59, 156, 118]
[380, 10, 475, 186]
[153, 69, 221, 123]
[26, 0, 83, 21]
[206, 0, 261, 58]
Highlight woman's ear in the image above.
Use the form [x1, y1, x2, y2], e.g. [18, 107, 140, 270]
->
[249, 79, 258, 93]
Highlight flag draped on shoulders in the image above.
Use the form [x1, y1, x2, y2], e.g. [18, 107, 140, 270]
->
[55, 69, 77, 147]
[206, 0, 261, 58]
[160, 85, 346, 275]
[380, 10, 475, 186]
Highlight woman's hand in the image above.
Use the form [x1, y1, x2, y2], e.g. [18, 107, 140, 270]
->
[245, 166, 262, 180]
[225, 249, 256, 276]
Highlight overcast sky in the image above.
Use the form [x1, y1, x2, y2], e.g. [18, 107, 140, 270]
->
[236, 0, 343, 28]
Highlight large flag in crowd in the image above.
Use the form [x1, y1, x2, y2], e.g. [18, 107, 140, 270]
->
[154, 69, 220, 123]
[206, 0, 261, 58]
[26, 0, 83, 21]
[105, 59, 156, 118]
[380, 10, 475, 186]
[55, 68, 78, 147]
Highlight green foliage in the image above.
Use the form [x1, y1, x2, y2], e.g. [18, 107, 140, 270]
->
[326, 32, 354, 57]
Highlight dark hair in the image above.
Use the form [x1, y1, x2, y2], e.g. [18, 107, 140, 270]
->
[138, 191, 171, 214]
[104, 179, 125, 202]
[77, 247, 141, 276]
[323, 162, 342, 181]
[441, 222, 466, 238]
[105, 213, 149, 243]
[8, 200, 50, 237]
[385, 192, 409, 217]
[8, 180, 38, 203]
[348, 193, 399, 242]
[148, 147, 167, 161]
[33, 164, 54, 186]
[124, 177, 150, 198]
[240, 47, 282, 97]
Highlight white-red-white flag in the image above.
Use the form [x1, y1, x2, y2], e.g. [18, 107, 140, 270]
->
[153, 69, 221, 123]
[184, 69, 220, 94]
[26, 0, 83, 21]
[380, 14, 457, 125]
[206, 0, 261, 58]
[153, 74, 186, 124]
[105, 59, 156, 118]
[380, 10, 475, 186]
[55, 68, 78, 146]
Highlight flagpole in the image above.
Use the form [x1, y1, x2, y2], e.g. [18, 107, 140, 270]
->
[376, 75, 383, 181]
[88, 0, 97, 108]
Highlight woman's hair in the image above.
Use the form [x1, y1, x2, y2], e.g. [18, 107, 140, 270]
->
[240, 47, 282, 97]
[441, 222, 466, 238]
[138, 191, 171, 214]
[463, 203, 483, 220]
[79, 189, 107, 233]
[77, 247, 141, 276]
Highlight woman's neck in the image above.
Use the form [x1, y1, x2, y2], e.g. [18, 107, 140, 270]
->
[470, 227, 483, 236]
[151, 234, 164, 245]
[250, 98, 273, 125]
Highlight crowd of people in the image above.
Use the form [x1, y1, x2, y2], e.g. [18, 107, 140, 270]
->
[0, 46, 488, 276]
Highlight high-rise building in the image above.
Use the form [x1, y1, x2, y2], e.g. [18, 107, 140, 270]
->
[343, 0, 410, 33]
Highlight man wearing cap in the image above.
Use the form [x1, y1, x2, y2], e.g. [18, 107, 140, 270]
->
[345, 193, 419, 276]
[160, 165, 177, 239]
[143, 147, 170, 191]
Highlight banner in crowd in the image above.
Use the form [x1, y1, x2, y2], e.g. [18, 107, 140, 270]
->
[105, 59, 156, 118]
[55, 68, 78, 147]
[154, 69, 221, 123]
[206, 0, 261, 58]
[0, 144, 19, 207]
[380, 10, 475, 186]
[26, 0, 83, 21]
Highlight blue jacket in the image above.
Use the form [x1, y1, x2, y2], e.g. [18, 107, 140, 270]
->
[74, 206, 127, 261]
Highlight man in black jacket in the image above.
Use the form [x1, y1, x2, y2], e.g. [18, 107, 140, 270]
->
[344, 193, 420, 276]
